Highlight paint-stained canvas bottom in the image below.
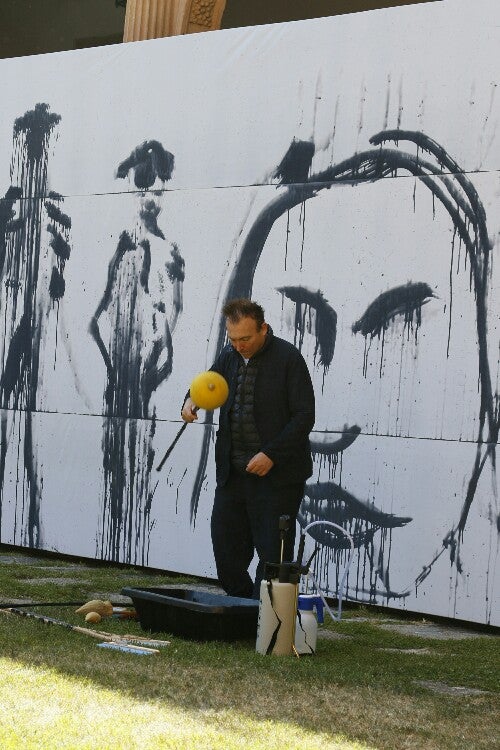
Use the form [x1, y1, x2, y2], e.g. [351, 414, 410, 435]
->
[121, 587, 259, 641]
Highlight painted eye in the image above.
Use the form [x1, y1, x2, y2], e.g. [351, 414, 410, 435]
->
[276, 285, 337, 370]
[352, 282, 435, 339]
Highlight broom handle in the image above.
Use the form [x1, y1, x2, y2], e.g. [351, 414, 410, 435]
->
[0, 608, 159, 653]
[0, 607, 102, 636]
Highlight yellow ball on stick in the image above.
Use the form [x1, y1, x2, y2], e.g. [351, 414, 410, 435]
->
[190, 370, 229, 411]
[156, 371, 229, 472]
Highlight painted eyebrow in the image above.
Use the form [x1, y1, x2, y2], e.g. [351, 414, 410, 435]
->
[352, 282, 435, 338]
[276, 285, 337, 367]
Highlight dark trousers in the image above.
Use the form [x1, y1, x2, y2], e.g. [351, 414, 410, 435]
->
[211, 469, 304, 599]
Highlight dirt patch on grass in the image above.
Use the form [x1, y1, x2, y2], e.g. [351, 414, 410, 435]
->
[379, 647, 437, 655]
[22, 578, 90, 586]
[0, 555, 44, 565]
[88, 592, 135, 604]
[378, 622, 493, 639]
[317, 629, 353, 641]
[415, 680, 490, 696]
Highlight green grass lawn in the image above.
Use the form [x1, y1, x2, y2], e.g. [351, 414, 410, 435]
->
[0, 546, 498, 750]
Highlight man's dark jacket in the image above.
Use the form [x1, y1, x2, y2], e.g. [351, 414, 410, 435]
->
[208, 328, 315, 488]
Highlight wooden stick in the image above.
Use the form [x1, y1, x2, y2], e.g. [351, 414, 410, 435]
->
[0, 607, 105, 638]
[0, 608, 163, 652]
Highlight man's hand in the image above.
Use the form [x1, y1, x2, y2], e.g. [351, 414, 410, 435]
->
[246, 452, 274, 476]
[181, 397, 198, 422]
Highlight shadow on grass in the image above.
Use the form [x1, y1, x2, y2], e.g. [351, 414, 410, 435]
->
[0, 548, 498, 750]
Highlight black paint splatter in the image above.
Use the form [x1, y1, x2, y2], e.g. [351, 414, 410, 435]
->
[0, 104, 70, 547]
[277, 285, 336, 376]
[298, 481, 411, 604]
[13, 104, 61, 171]
[352, 282, 435, 378]
[273, 139, 315, 185]
[48, 267, 65, 300]
[302, 481, 412, 533]
[310, 425, 361, 456]
[116, 140, 175, 189]
[92, 146, 182, 564]
[0, 187, 23, 279]
[45, 200, 72, 230]
[47, 224, 71, 262]
[352, 282, 434, 339]
[140, 199, 165, 240]
[166, 242, 185, 333]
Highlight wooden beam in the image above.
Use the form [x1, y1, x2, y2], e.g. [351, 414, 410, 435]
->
[123, 0, 227, 42]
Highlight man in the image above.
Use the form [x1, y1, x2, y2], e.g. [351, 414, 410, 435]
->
[181, 298, 315, 598]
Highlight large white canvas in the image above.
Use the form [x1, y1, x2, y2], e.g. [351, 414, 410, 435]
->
[0, 0, 498, 625]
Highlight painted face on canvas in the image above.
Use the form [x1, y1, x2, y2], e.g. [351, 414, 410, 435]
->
[246, 167, 494, 606]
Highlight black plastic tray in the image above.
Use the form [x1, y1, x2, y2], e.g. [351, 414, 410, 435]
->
[121, 586, 259, 641]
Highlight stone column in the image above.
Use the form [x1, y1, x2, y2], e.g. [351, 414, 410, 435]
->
[123, 0, 227, 42]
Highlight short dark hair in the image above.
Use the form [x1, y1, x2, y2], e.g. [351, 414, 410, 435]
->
[223, 298, 265, 328]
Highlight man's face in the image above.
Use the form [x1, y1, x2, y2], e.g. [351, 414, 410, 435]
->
[226, 316, 268, 359]
[249, 176, 485, 602]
